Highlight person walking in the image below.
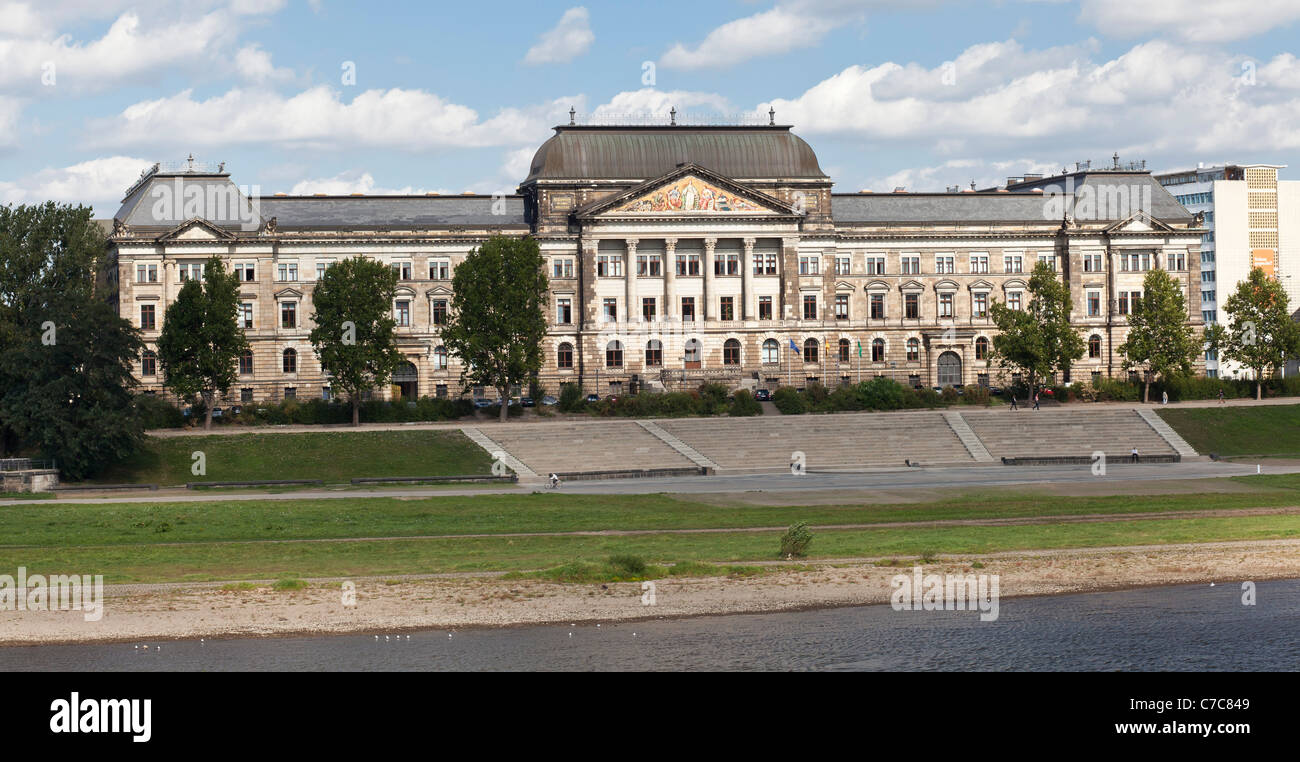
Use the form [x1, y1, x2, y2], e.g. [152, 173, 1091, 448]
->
[1032, 391, 1040, 411]
[1130, 447, 1139, 464]
[1161, 390, 1168, 406]
[1009, 393, 1018, 410]
[1218, 389, 1225, 404]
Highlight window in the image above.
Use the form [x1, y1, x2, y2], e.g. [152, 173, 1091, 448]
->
[239, 350, 254, 375]
[935, 255, 955, 274]
[975, 336, 989, 360]
[906, 338, 920, 362]
[1087, 291, 1101, 317]
[758, 296, 773, 320]
[602, 298, 618, 322]
[556, 343, 574, 369]
[677, 253, 700, 276]
[605, 341, 623, 368]
[901, 256, 920, 275]
[799, 255, 820, 275]
[432, 300, 448, 325]
[723, 339, 741, 365]
[395, 300, 410, 327]
[869, 293, 885, 320]
[838, 338, 851, 362]
[970, 254, 989, 273]
[973, 292, 988, 318]
[939, 293, 954, 318]
[834, 294, 849, 320]
[282, 348, 297, 373]
[645, 340, 663, 367]
[681, 297, 695, 321]
[715, 253, 739, 275]
[835, 256, 851, 275]
[1008, 291, 1023, 311]
[871, 338, 885, 362]
[136, 263, 159, 283]
[864, 256, 886, 275]
[238, 302, 253, 329]
[904, 293, 919, 319]
[802, 338, 818, 363]
[551, 258, 573, 279]
[391, 262, 412, 280]
[762, 339, 780, 364]
[1083, 253, 1103, 272]
[803, 294, 817, 320]
[241, 388, 253, 403]
[322, 386, 332, 401]
[316, 260, 334, 281]
[638, 254, 663, 276]
[1088, 334, 1102, 359]
[761, 252, 778, 275]
[430, 260, 451, 280]
[276, 262, 298, 281]
[280, 302, 297, 329]
[141, 350, 156, 376]
[643, 297, 657, 322]
[1168, 251, 1186, 270]
[597, 255, 623, 277]
[719, 296, 734, 321]
[283, 387, 296, 400]
[178, 262, 204, 282]
[140, 304, 155, 330]
[433, 346, 448, 370]
[1038, 253, 1057, 271]
[556, 298, 572, 324]
[1003, 255, 1023, 273]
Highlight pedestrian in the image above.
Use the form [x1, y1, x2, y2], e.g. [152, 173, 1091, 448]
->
[1161, 390, 1168, 406]
[1009, 393, 1018, 410]
[1130, 447, 1139, 464]
[1218, 389, 1225, 404]
[1032, 391, 1040, 410]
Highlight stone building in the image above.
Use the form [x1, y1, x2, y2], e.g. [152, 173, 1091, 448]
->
[105, 125, 1204, 404]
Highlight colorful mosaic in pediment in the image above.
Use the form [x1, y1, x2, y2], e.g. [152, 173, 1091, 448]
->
[611, 175, 777, 213]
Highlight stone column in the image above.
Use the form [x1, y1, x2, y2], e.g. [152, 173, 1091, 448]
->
[663, 238, 677, 320]
[703, 237, 717, 321]
[742, 237, 756, 320]
[625, 238, 638, 323]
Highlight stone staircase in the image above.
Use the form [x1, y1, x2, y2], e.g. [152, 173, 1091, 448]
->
[960, 408, 1179, 460]
[474, 421, 694, 475]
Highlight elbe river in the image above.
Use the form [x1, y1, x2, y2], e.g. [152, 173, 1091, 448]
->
[2, 580, 1296, 671]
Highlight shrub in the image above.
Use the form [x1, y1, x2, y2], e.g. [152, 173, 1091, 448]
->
[772, 386, 807, 415]
[728, 390, 762, 416]
[134, 394, 186, 429]
[779, 521, 814, 558]
[558, 382, 585, 413]
[856, 376, 907, 410]
[607, 554, 647, 576]
[940, 386, 959, 403]
[961, 385, 991, 405]
[910, 387, 942, 408]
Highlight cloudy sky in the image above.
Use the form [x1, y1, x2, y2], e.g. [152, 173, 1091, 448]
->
[2, 0, 1298, 216]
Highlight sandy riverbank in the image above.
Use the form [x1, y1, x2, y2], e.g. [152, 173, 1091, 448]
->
[3, 540, 1298, 646]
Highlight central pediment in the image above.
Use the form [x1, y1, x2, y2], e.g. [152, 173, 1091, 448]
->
[576, 163, 795, 218]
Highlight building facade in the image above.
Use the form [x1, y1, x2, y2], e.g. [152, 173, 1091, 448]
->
[107, 124, 1204, 404]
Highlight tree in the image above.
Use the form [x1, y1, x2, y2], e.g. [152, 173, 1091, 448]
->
[156, 255, 249, 430]
[1119, 268, 1200, 403]
[308, 256, 403, 426]
[1210, 267, 1300, 400]
[989, 260, 1086, 396]
[441, 235, 549, 422]
[0, 202, 145, 478]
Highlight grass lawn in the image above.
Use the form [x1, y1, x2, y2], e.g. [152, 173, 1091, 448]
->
[79, 429, 492, 486]
[1158, 405, 1300, 456]
[4, 474, 1300, 583]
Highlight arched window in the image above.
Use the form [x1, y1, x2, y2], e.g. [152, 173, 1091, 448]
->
[238, 350, 254, 375]
[872, 338, 885, 362]
[645, 340, 663, 367]
[803, 338, 818, 363]
[605, 340, 623, 368]
[1088, 334, 1102, 359]
[141, 350, 157, 376]
[684, 338, 701, 368]
[723, 338, 741, 365]
[555, 343, 573, 369]
[762, 338, 779, 364]
[433, 345, 448, 370]
[838, 338, 851, 363]
[282, 348, 297, 374]
[906, 338, 920, 362]
[975, 336, 989, 360]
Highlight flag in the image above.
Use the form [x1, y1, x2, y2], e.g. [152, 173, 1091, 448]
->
[856, 340, 863, 358]
[788, 338, 801, 354]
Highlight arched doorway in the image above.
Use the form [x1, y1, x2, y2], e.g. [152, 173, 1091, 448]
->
[393, 360, 419, 400]
[937, 351, 962, 387]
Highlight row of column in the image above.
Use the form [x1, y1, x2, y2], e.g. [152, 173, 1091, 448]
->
[616, 237, 759, 322]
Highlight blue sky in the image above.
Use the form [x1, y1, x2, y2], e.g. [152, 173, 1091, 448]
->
[2, 0, 1298, 216]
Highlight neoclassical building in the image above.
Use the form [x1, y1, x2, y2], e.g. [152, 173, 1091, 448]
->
[106, 123, 1204, 403]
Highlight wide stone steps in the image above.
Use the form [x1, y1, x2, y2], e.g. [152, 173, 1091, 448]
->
[479, 421, 694, 474]
[959, 409, 1176, 459]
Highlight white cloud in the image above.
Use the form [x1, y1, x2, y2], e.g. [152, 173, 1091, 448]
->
[591, 88, 734, 119]
[86, 86, 577, 151]
[235, 43, 294, 84]
[0, 155, 153, 215]
[1077, 0, 1300, 43]
[524, 7, 594, 65]
[0, 96, 21, 147]
[286, 170, 448, 196]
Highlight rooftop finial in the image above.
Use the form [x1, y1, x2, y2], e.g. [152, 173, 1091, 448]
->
[669, 106, 676, 126]
[769, 106, 775, 126]
[1112, 152, 1120, 170]
[569, 106, 575, 126]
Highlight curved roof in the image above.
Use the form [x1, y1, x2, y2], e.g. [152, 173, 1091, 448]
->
[523, 125, 827, 183]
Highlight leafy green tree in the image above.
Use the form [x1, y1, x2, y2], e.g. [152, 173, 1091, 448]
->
[989, 260, 1086, 396]
[0, 202, 145, 478]
[1119, 268, 1200, 403]
[1210, 267, 1300, 400]
[156, 255, 248, 430]
[441, 236, 549, 422]
[308, 256, 403, 426]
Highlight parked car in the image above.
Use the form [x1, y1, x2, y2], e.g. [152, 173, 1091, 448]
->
[473, 398, 492, 409]
[520, 396, 535, 407]
[754, 389, 771, 401]
[211, 407, 223, 418]
[584, 394, 600, 403]
[541, 395, 559, 406]
[604, 395, 619, 403]
[988, 387, 1004, 396]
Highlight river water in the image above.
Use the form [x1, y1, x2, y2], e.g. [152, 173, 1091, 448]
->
[2, 580, 1296, 671]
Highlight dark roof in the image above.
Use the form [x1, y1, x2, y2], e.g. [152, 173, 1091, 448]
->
[258, 195, 526, 228]
[523, 125, 827, 183]
[1006, 172, 1192, 220]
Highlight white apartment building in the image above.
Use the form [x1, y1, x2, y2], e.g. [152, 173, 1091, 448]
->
[1155, 163, 1300, 378]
